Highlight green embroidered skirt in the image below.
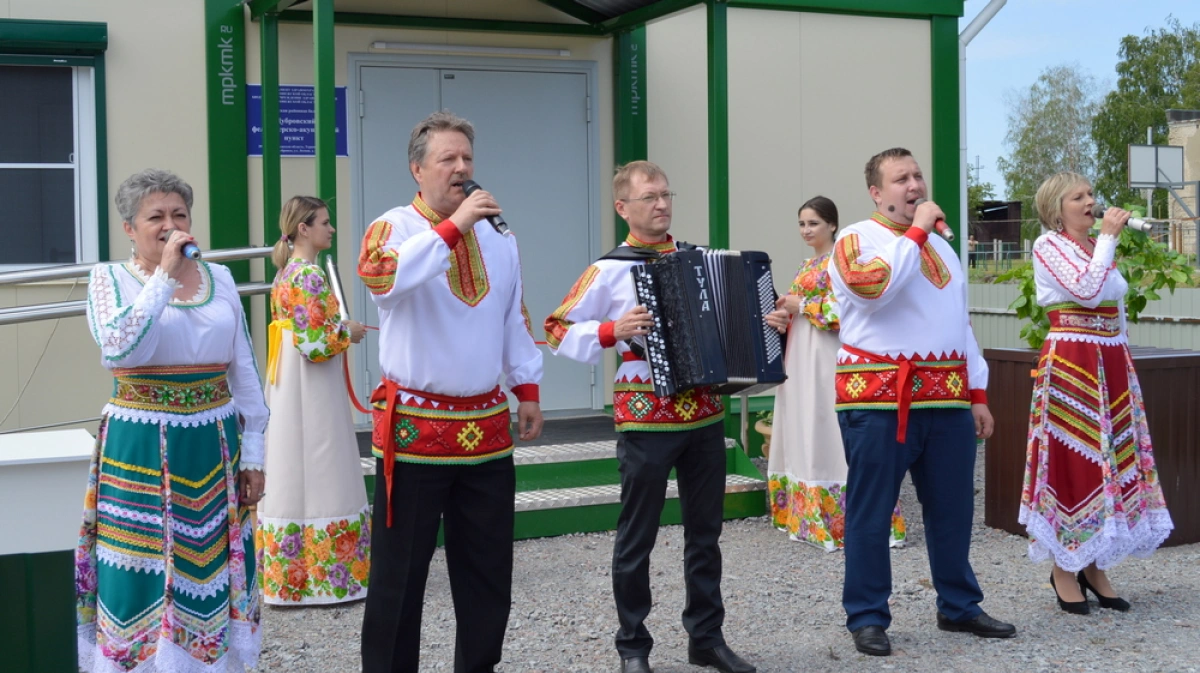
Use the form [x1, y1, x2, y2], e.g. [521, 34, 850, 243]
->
[76, 364, 260, 672]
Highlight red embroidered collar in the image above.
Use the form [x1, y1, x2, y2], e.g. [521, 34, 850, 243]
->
[625, 233, 675, 253]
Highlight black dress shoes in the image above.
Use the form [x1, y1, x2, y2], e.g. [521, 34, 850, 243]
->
[851, 625, 892, 656]
[1077, 570, 1131, 611]
[936, 611, 1017, 638]
[620, 656, 652, 673]
[687, 643, 756, 673]
[1051, 571, 1090, 615]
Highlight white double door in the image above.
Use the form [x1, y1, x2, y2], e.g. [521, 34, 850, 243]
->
[353, 61, 599, 415]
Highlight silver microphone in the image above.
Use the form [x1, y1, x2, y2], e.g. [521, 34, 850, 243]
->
[1092, 204, 1153, 233]
[182, 242, 202, 260]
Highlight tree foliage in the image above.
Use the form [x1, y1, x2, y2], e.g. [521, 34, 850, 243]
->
[997, 65, 1100, 227]
[967, 172, 996, 222]
[1092, 18, 1200, 211]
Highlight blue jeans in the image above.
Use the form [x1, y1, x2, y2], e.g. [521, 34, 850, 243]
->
[839, 408, 984, 632]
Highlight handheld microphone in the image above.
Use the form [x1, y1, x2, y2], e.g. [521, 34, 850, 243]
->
[182, 242, 202, 260]
[460, 179, 511, 236]
[1091, 204, 1153, 233]
[911, 198, 956, 241]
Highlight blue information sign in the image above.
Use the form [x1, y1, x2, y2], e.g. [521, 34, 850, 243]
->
[246, 84, 348, 157]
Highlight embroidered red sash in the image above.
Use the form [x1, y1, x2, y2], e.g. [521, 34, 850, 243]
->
[1046, 301, 1121, 339]
[371, 380, 512, 527]
[835, 345, 970, 443]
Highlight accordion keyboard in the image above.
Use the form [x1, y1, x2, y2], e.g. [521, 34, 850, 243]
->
[630, 266, 675, 395]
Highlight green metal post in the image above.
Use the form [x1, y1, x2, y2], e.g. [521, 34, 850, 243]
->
[706, 0, 733, 429]
[204, 0, 250, 282]
[706, 0, 729, 250]
[929, 15, 961, 254]
[613, 26, 647, 246]
[94, 52, 109, 261]
[260, 11, 281, 278]
[313, 0, 337, 256]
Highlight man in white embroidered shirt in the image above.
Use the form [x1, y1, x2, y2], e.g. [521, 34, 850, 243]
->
[827, 147, 1016, 657]
[357, 110, 544, 673]
[545, 161, 755, 673]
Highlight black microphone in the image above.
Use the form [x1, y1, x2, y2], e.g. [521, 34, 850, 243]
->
[460, 179, 511, 236]
[1091, 204, 1153, 233]
[182, 242, 202, 260]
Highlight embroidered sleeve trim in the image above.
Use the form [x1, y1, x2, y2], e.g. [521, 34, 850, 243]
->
[834, 233, 891, 300]
[545, 265, 601, 349]
[240, 431, 265, 468]
[357, 220, 399, 295]
[435, 219, 463, 249]
[598, 321, 617, 348]
[969, 389, 988, 405]
[904, 227, 928, 246]
[511, 383, 540, 403]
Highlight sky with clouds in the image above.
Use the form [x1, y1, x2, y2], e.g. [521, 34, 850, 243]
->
[961, 0, 1200, 198]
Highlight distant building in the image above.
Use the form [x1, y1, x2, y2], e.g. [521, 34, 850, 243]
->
[1167, 109, 1200, 257]
[971, 200, 1023, 243]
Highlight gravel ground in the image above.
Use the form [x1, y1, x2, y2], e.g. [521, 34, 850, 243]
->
[257, 447, 1200, 673]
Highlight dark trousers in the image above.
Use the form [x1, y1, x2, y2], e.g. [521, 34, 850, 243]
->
[839, 409, 984, 633]
[361, 456, 516, 673]
[612, 421, 727, 658]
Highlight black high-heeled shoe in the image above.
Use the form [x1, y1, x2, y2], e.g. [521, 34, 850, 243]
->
[1051, 571, 1089, 615]
[1077, 570, 1131, 612]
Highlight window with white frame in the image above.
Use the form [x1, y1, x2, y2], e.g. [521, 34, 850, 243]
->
[0, 62, 99, 267]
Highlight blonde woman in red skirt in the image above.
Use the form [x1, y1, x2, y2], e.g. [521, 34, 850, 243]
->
[1020, 172, 1173, 615]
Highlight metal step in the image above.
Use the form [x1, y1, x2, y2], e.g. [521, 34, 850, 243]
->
[360, 437, 740, 475]
[357, 439, 768, 539]
[514, 473, 765, 512]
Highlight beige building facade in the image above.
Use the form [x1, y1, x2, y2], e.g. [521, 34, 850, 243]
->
[1, 0, 967, 434]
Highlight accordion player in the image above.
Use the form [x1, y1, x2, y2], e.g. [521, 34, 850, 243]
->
[630, 248, 786, 398]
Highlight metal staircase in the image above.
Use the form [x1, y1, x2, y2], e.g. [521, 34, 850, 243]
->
[359, 419, 767, 540]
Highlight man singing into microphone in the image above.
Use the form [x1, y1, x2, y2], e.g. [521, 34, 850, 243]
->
[357, 110, 544, 673]
[827, 147, 1016, 657]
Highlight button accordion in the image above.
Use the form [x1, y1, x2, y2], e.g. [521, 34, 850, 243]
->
[630, 249, 786, 398]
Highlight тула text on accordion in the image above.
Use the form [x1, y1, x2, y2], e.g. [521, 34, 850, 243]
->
[630, 249, 787, 398]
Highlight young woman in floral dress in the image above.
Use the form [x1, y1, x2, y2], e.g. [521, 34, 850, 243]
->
[257, 196, 371, 604]
[764, 196, 906, 550]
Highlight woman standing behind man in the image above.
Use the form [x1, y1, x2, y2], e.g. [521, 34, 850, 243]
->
[257, 196, 371, 605]
[765, 196, 905, 550]
[1020, 173, 1173, 614]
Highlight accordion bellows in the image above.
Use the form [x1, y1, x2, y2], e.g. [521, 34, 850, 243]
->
[631, 249, 786, 398]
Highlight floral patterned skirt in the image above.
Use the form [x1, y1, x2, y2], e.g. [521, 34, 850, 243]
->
[768, 478, 906, 550]
[77, 367, 259, 672]
[257, 331, 370, 604]
[766, 321, 905, 550]
[1019, 338, 1173, 571]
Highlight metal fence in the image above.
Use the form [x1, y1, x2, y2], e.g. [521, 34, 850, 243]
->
[0, 246, 273, 326]
[968, 218, 1200, 272]
[967, 239, 1031, 272]
[0, 247, 273, 434]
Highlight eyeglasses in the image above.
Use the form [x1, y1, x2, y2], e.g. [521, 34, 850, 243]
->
[620, 191, 676, 205]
